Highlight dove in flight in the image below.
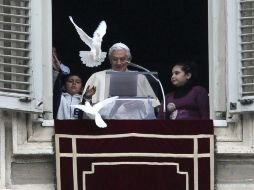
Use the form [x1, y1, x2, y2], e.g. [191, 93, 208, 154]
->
[69, 16, 107, 67]
[72, 96, 119, 128]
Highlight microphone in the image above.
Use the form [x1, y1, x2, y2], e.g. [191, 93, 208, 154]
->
[126, 61, 166, 115]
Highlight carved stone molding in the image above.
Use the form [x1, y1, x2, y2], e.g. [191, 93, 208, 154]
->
[12, 113, 53, 155]
[214, 115, 242, 142]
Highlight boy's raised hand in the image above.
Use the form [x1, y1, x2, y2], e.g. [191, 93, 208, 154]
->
[52, 48, 61, 71]
[84, 85, 96, 99]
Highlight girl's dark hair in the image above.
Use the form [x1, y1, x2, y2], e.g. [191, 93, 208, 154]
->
[171, 61, 198, 85]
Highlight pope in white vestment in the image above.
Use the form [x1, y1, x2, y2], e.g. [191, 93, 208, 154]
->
[82, 43, 160, 119]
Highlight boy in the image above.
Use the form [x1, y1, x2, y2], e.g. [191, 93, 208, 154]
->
[52, 48, 95, 119]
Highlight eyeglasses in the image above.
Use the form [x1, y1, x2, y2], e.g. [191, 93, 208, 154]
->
[111, 57, 128, 63]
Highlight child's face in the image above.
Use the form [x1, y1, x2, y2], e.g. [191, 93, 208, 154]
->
[171, 65, 191, 87]
[64, 75, 83, 95]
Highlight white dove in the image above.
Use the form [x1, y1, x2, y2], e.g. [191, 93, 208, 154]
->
[72, 96, 119, 128]
[69, 16, 107, 67]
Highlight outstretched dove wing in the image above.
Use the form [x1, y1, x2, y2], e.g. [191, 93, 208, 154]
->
[69, 16, 93, 48]
[71, 96, 119, 128]
[93, 96, 119, 112]
[93, 20, 107, 39]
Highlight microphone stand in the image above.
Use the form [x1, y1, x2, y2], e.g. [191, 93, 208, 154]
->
[127, 61, 166, 118]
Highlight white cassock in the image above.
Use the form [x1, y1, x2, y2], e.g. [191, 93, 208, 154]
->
[82, 70, 160, 119]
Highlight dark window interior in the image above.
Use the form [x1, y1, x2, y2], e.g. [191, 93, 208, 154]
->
[52, 0, 208, 99]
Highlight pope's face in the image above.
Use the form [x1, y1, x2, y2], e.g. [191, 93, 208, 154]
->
[109, 49, 129, 71]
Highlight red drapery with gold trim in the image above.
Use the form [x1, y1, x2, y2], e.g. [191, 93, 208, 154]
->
[55, 119, 214, 190]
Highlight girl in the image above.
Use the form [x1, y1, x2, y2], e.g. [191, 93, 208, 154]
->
[158, 62, 209, 120]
